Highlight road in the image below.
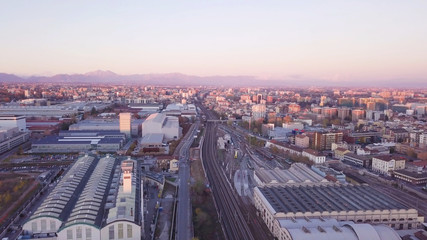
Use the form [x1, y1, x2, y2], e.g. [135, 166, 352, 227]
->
[176, 120, 199, 240]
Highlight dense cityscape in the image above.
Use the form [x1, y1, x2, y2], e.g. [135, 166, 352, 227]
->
[0, 82, 426, 240]
[2, 1, 427, 240]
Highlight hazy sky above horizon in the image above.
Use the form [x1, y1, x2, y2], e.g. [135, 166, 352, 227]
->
[1, 1, 427, 83]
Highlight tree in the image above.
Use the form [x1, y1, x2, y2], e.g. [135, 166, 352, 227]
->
[18, 146, 23, 155]
[322, 119, 330, 127]
[253, 128, 259, 135]
[91, 107, 97, 115]
[61, 122, 72, 130]
[407, 149, 417, 158]
[284, 115, 292, 124]
[331, 119, 341, 125]
[193, 181, 205, 195]
[270, 145, 280, 154]
[3, 192, 11, 204]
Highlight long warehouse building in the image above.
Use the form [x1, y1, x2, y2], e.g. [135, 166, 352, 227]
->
[254, 184, 424, 239]
[31, 131, 126, 153]
[22, 155, 143, 240]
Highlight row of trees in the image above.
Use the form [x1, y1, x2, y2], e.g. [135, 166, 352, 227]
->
[0, 179, 29, 214]
[246, 135, 266, 147]
[269, 145, 313, 166]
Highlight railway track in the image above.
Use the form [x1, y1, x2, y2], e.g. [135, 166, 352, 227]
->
[203, 123, 255, 240]
[197, 101, 273, 240]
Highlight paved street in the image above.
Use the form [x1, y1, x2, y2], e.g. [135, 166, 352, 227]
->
[144, 182, 159, 240]
[176, 121, 199, 240]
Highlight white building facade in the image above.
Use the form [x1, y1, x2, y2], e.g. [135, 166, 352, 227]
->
[372, 155, 406, 175]
[141, 113, 181, 141]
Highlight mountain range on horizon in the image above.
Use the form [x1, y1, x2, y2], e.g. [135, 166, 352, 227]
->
[0, 70, 425, 88]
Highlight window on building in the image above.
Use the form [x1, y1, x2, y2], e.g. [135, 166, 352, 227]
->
[31, 222, 37, 233]
[76, 226, 82, 239]
[41, 219, 46, 231]
[50, 220, 56, 231]
[109, 226, 114, 240]
[118, 223, 123, 239]
[67, 229, 73, 240]
[86, 228, 92, 240]
[127, 224, 132, 238]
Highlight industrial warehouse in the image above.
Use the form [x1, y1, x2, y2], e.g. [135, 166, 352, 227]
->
[22, 154, 143, 239]
[254, 184, 424, 240]
[31, 131, 126, 153]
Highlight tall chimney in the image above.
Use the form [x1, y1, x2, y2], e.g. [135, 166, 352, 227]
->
[121, 160, 134, 194]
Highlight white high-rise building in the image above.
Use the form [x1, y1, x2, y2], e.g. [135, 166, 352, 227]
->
[119, 113, 131, 138]
[252, 104, 266, 121]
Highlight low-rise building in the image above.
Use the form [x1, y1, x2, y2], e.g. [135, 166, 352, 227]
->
[283, 122, 304, 131]
[169, 159, 179, 173]
[31, 131, 125, 153]
[311, 165, 346, 183]
[139, 133, 169, 154]
[343, 153, 371, 168]
[372, 155, 406, 176]
[69, 118, 141, 137]
[334, 147, 350, 160]
[302, 149, 326, 164]
[393, 170, 427, 185]
[266, 141, 302, 156]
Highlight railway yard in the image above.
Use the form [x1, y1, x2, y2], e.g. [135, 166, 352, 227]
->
[198, 102, 427, 240]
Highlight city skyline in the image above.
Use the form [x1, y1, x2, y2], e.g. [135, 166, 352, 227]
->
[1, 83, 427, 239]
[1, 1, 427, 85]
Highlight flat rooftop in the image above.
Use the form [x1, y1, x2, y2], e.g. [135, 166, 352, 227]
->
[34, 136, 123, 145]
[141, 133, 164, 144]
[258, 184, 407, 214]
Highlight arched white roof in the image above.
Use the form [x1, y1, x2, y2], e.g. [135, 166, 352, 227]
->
[372, 225, 401, 240]
[344, 223, 381, 240]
